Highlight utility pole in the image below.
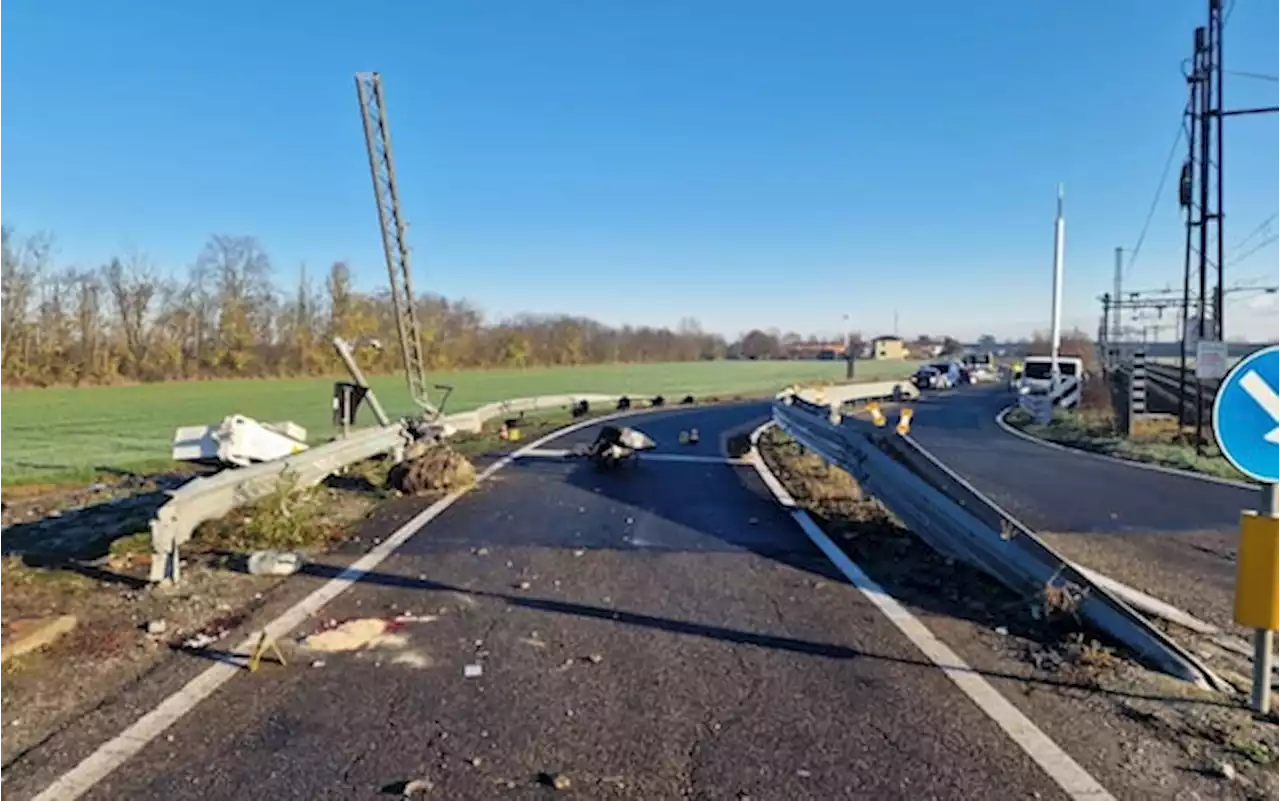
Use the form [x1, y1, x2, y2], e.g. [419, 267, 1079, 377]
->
[1112, 247, 1124, 348]
[1189, 12, 1226, 452]
[354, 72, 435, 417]
[1101, 292, 1111, 364]
[1178, 53, 1199, 428]
[1049, 185, 1066, 385]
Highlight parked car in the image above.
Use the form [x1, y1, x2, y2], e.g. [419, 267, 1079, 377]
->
[929, 361, 963, 388]
[914, 361, 962, 390]
[912, 366, 942, 390]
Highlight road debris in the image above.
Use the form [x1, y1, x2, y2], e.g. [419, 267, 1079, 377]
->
[246, 549, 302, 576]
[388, 446, 476, 495]
[1, 615, 78, 664]
[539, 772, 572, 790]
[401, 777, 434, 795]
[391, 651, 432, 668]
[514, 580, 532, 591]
[145, 619, 168, 635]
[464, 663, 483, 678]
[303, 618, 389, 652]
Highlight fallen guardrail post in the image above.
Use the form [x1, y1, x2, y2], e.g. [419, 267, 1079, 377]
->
[771, 396, 1229, 691]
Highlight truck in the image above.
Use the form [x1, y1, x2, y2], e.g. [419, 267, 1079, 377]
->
[1016, 355, 1084, 396]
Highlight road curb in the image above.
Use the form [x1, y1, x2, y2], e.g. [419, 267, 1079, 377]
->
[993, 406, 1255, 491]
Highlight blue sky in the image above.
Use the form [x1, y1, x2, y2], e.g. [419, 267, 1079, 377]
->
[4, 1, 1278, 341]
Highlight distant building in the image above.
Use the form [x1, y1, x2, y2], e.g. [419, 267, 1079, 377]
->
[786, 341, 847, 360]
[870, 336, 906, 360]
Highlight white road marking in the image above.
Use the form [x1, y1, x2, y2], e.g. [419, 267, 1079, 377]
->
[518, 447, 747, 465]
[746, 422, 1116, 801]
[29, 410, 642, 801]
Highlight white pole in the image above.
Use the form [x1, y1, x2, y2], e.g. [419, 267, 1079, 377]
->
[1050, 184, 1065, 389]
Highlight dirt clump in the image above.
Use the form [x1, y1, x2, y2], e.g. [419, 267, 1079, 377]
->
[387, 447, 477, 496]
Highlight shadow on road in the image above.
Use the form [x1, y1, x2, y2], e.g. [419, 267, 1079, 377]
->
[201, 560, 1240, 711]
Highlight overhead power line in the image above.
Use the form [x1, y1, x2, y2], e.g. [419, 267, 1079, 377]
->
[1125, 107, 1190, 279]
[1229, 212, 1278, 254]
[1226, 233, 1279, 268]
[1225, 68, 1279, 83]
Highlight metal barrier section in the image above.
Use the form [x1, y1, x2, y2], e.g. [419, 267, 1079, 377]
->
[772, 395, 1226, 689]
[147, 392, 637, 583]
[149, 424, 411, 583]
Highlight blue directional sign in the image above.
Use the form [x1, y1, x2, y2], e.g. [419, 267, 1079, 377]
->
[1212, 344, 1280, 484]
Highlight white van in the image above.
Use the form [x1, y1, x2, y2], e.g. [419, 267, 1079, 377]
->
[1017, 356, 1084, 395]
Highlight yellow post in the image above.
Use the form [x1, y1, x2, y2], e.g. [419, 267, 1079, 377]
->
[867, 401, 886, 427]
[248, 631, 287, 672]
[1235, 490, 1279, 715]
[896, 408, 914, 436]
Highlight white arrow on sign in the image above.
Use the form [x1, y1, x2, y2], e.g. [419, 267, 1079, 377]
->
[1239, 370, 1280, 444]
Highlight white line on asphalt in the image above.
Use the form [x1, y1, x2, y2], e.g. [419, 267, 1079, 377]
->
[29, 410, 643, 801]
[992, 406, 1256, 490]
[746, 422, 1117, 801]
[518, 447, 747, 465]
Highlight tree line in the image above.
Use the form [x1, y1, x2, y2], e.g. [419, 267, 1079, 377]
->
[1, 229, 860, 387]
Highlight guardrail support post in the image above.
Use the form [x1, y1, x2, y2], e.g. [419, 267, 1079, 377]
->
[1238, 483, 1280, 715]
[1254, 483, 1274, 716]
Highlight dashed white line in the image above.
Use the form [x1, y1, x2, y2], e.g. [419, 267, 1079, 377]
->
[518, 447, 746, 465]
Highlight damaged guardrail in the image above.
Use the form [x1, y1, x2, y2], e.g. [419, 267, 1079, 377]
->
[150, 423, 411, 583]
[772, 394, 1228, 690]
[147, 392, 670, 583]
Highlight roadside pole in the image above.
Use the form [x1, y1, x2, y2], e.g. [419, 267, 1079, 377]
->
[1049, 185, 1065, 391]
[1246, 483, 1279, 715]
[1214, 344, 1280, 717]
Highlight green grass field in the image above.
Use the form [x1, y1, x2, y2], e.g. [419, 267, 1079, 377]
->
[2, 360, 919, 486]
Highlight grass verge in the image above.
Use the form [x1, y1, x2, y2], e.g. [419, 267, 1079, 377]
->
[1, 359, 919, 486]
[1004, 406, 1243, 481]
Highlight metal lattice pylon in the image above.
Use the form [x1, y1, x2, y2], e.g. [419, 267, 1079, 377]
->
[354, 72, 434, 415]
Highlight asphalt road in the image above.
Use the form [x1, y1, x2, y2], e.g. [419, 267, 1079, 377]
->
[49, 403, 1072, 801]
[908, 384, 1255, 627]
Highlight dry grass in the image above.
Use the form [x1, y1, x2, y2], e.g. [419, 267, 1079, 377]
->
[195, 473, 361, 552]
[1007, 405, 1240, 480]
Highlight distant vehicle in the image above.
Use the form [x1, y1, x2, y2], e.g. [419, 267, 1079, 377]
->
[913, 366, 943, 390]
[930, 361, 963, 388]
[915, 361, 962, 390]
[963, 352, 998, 383]
[1017, 356, 1084, 395]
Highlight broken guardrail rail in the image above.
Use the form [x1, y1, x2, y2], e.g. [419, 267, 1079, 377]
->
[148, 392, 663, 583]
[771, 393, 1228, 690]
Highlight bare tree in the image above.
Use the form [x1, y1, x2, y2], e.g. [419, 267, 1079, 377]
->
[103, 249, 161, 376]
